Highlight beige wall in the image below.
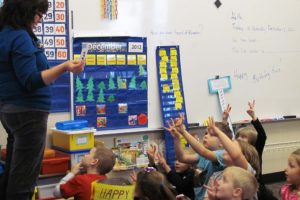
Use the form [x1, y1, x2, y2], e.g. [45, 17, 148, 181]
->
[1, 113, 299, 174]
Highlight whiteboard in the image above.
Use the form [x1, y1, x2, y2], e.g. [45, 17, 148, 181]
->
[69, 0, 300, 129]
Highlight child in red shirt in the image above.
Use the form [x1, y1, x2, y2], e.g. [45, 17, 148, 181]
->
[53, 145, 115, 200]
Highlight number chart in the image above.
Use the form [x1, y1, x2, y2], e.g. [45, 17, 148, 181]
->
[33, 0, 70, 112]
[73, 37, 148, 131]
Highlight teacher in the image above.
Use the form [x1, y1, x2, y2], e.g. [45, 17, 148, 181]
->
[0, 0, 85, 199]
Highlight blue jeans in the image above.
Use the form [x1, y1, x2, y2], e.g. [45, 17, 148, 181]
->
[0, 111, 49, 200]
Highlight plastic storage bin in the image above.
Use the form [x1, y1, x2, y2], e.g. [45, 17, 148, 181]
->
[52, 128, 95, 152]
[55, 120, 88, 130]
[37, 184, 56, 199]
[41, 151, 70, 175]
[68, 149, 90, 167]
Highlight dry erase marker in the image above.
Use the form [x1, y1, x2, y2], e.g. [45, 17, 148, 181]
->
[79, 43, 89, 61]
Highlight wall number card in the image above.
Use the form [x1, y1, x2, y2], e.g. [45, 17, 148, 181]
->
[33, 0, 70, 112]
[128, 42, 144, 53]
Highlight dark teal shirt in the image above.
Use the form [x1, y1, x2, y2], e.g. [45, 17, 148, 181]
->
[0, 26, 51, 111]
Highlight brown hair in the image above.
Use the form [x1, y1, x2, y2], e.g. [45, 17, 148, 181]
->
[215, 122, 232, 139]
[0, 0, 48, 38]
[94, 145, 116, 175]
[236, 127, 258, 145]
[237, 140, 260, 178]
[224, 166, 258, 200]
[136, 170, 176, 200]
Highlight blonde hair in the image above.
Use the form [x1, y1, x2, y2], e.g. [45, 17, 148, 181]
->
[237, 140, 260, 177]
[236, 127, 258, 145]
[290, 148, 300, 167]
[224, 166, 258, 200]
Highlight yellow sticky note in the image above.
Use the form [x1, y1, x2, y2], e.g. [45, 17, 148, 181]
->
[173, 81, 180, 90]
[180, 135, 187, 148]
[161, 56, 169, 62]
[160, 61, 167, 68]
[203, 119, 209, 126]
[163, 84, 170, 93]
[174, 91, 182, 98]
[171, 73, 178, 79]
[97, 54, 107, 65]
[172, 79, 179, 85]
[172, 67, 179, 74]
[159, 49, 166, 57]
[170, 55, 177, 62]
[170, 62, 177, 68]
[86, 54, 96, 65]
[160, 73, 168, 80]
[127, 55, 137, 65]
[116, 54, 126, 65]
[137, 54, 147, 65]
[160, 67, 167, 74]
[170, 48, 177, 56]
[175, 102, 182, 109]
[176, 96, 183, 103]
[73, 54, 80, 61]
[107, 54, 116, 65]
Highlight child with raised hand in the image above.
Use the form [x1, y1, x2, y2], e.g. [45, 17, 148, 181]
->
[146, 144, 195, 200]
[165, 115, 232, 200]
[223, 101, 276, 200]
[281, 149, 300, 200]
[223, 101, 266, 175]
[204, 117, 260, 200]
[205, 166, 258, 200]
[134, 167, 177, 200]
[207, 116, 260, 175]
[53, 145, 116, 200]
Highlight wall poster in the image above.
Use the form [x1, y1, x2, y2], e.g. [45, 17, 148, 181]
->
[73, 37, 148, 131]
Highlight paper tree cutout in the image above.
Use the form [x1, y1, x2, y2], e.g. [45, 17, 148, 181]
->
[108, 75, 116, 90]
[97, 81, 106, 90]
[117, 76, 123, 89]
[86, 76, 95, 102]
[97, 89, 105, 103]
[107, 94, 115, 103]
[139, 65, 146, 76]
[140, 80, 147, 90]
[75, 76, 84, 102]
[129, 75, 136, 89]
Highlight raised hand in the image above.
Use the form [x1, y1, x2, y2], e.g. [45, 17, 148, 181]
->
[222, 104, 231, 124]
[65, 60, 85, 74]
[129, 170, 137, 183]
[207, 117, 219, 137]
[157, 152, 171, 173]
[157, 152, 167, 167]
[175, 113, 187, 134]
[203, 179, 218, 200]
[146, 144, 156, 164]
[246, 100, 257, 120]
[71, 163, 82, 175]
[164, 118, 181, 139]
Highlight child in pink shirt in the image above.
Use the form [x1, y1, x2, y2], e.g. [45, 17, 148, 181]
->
[281, 149, 300, 200]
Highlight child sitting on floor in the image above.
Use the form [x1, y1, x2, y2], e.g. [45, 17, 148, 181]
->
[165, 114, 232, 200]
[205, 166, 258, 200]
[281, 149, 300, 200]
[53, 145, 116, 200]
[147, 144, 195, 199]
[134, 167, 177, 200]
